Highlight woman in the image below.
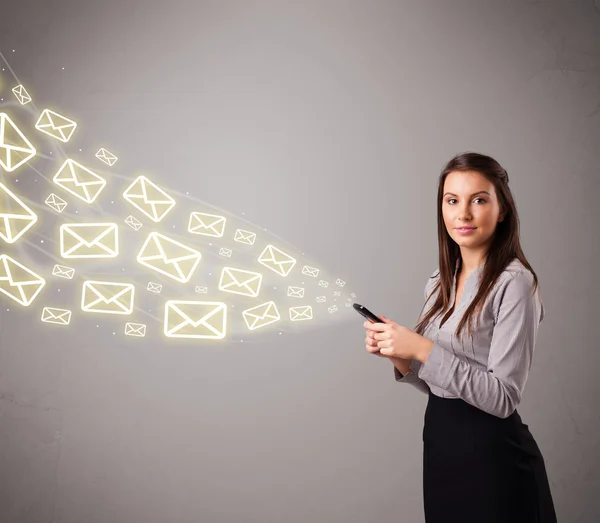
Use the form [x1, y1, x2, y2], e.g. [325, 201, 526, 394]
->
[364, 152, 557, 523]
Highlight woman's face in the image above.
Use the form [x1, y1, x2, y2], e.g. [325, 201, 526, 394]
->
[442, 170, 504, 253]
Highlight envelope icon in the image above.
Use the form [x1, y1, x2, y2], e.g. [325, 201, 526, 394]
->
[0, 113, 37, 172]
[35, 109, 77, 142]
[45, 193, 67, 213]
[302, 265, 319, 278]
[12, 85, 32, 105]
[234, 229, 256, 245]
[287, 286, 305, 298]
[316, 296, 326, 303]
[81, 280, 135, 315]
[123, 175, 175, 223]
[147, 282, 162, 294]
[258, 245, 296, 277]
[350, 293, 356, 299]
[195, 286, 208, 294]
[328, 305, 338, 314]
[60, 223, 119, 258]
[242, 301, 280, 330]
[165, 300, 227, 339]
[333, 291, 341, 297]
[188, 212, 226, 238]
[0, 255, 46, 306]
[0, 182, 38, 243]
[125, 322, 146, 337]
[53, 159, 107, 204]
[41, 307, 72, 325]
[52, 264, 75, 280]
[318, 280, 329, 288]
[219, 248, 232, 258]
[125, 215, 143, 231]
[336, 279, 346, 287]
[289, 306, 313, 321]
[218, 267, 262, 297]
[137, 232, 201, 283]
[95, 148, 118, 167]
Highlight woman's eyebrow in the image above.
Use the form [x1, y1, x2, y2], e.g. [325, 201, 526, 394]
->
[443, 191, 491, 197]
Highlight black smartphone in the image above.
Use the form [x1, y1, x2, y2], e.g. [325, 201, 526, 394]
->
[353, 303, 384, 324]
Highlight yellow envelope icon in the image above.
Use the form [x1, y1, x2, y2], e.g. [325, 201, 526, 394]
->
[188, 212, 226, 238]
[35, 109, 77, 142]
[336, 279, 346, 287]
[52, 264, 75, 279]
[137, 232, 201, 283]
[289, 305, 313, 321]
[195, 286, 208, 294]
[164, 300, 227, 339]
[53, 159, 107, 204]
[147, 282, 162, 294]
[242, 301, 280, 330]
[125, 215, 143, 231]
[12, 85, 32, 105]
[316, 296, 326, 303]
[125, 322, 146, 337]
[41, 307, 72, 325]
[287, 286, 305, 298]
[302, 265, 319, 278]
[0, 254, 46, 306]
[60, 223, 119, 258]
[219, 248, 232, 258]
[45, 193, 67, 213]
[95, 148, 118, 166]
[0, 113, 37, 172]
[81, 281, 135, 315]
[0, 182, 38, 243]
[258, 245, 297, 277]
[233, 229, 256, 245]
[318, 280, 329, 288]
[218, 267, 262, 297]
[123, 175, 175, 223]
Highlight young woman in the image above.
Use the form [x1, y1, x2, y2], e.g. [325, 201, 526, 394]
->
[364, 152, 557, 523]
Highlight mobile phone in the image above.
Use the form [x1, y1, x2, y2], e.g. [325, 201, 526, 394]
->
[353, 303, 384, 324]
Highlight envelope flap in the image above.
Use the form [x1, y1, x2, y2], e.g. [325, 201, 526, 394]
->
[67, 161, 104, 185]
[46, 110, 75, 130]
[226, 268, 260, 286]
[86, 282, 131, 303]
[169, 302, 225, 328]
[63, 224, 115, 246]
[0, 185, 36, 218]
[2, 257, 43, 286]
[140, 178, 173, 203]
[1, 116, 35, 152]
[192, 213, 225, 228]
[144, 233, 200, 262]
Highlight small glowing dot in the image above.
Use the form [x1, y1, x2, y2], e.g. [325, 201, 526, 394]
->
[58, 289, 61, 292]
[96, 325, 99, 328]
[122, 269, 125, 271]
[12, 50, 15, 52]
[40, 240, 44, 243]
[186, 192, 189, 195]
[241, 340, 243, 343]
[111, 201, 114, 204]
[273, 287, 276, 289]
[208, 273, 211, 276]
[75, 211, 78, 213]
[15, 179, 18, 182]
[79, 149, 82, 152]
[50, 151, 53, 154]
[62, 67, 65, 70]
[6, 309, 9, 311]
[279, 332, 282, 335]
[209, 243, 212, 246]
[113, 332, 115, 335]
[173, 225, 175, 228]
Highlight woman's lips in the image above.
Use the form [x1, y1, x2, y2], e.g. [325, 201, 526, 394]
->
[456, 227, 476, 235]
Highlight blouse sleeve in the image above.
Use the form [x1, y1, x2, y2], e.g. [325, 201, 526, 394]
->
[415, 270, 544, 418]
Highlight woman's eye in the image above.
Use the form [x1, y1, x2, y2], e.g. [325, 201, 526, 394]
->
[446, 198, 486, 204]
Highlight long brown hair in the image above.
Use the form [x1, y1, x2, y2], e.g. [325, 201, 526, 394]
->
[414, 152, 539, 339]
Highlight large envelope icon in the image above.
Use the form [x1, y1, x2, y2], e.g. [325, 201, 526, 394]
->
[258, 245, 297, 277]
[81, 281, 135, 315]
[95, 148, 118, 166]
[35, 109, 77, 142]
[12, 85, 32, 105]
[123, 176, 175, 223]
[188, 212, 226, 237]
[45, 193, 67, 213]
[0, 113, 37, 172]
[125, 322, 146, 337]
[0, 182, 38, 243]
[302, 265, 319, 278]
[60, 223, 119, 258]
[287, 286, 305, 298]
[218, 267, 262, 297]
[0, 254, 46, 306]
[137, 232, 201, 283]
[164, 300, 227, 339]
[53, 159, 107, 203]
[52, 264, 75, 279]
[234, 229, 256, 245]
[289, 306, 313, 321]
[41, 307, 72, 325]
[242, 301, 280, 330]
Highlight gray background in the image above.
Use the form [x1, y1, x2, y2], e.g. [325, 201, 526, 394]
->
[1, 1, 599, 522]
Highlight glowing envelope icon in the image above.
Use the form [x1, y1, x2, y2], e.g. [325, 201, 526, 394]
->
[164, 300, 227, 339]
[81, 281, 135, 315]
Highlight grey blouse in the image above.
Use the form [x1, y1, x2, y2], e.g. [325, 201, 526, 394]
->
[395, 258, 545, 419]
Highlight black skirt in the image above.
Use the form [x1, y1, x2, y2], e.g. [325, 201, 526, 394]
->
[423, 390, 557, 523]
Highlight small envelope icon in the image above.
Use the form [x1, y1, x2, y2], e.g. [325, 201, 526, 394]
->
[95, 148, 118, 166]
[147, 282, 162, 294]
[258, 245, 297, 277]
[165, 300, 227, 339]
[137, 232, 201, 283]
[333, 291, 341, 297]
[125, 322, 146, 337]
[302, 265, 319, 278]
[336, 279, 346, 287]
[52, 264, 75, 280]
[0, 255, 46, 306]
[35, 109, 77, 142]
[287, 286, 305, 298]
[289, 306, 313, 321]
[81, 281, 135, 315]
[218, 267, 262, 297]
[188, 212, 226, 238]
[125, 215, 143, 231]
[234, 229, 256, 245]
[195, 286, 208, 294]
[60, 223, 118, 258]
[45, 193, 68, 213]
[328, 305, 338, 313]
[316, 296, 326, 303]
[0, 113, 37, 172]
[242, 301, 280, 330]
[41, 307, 72, 325]
[12, 85, 32, 105]
[53, 159, 107, 204]
[219, 248, 232, 258]
[0, 182, 38, 243]
[318, 280, 329, 288]
[123, 175, 175, 223]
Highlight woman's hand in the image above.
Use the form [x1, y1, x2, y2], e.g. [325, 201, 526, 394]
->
[364, 315, 434, 362]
